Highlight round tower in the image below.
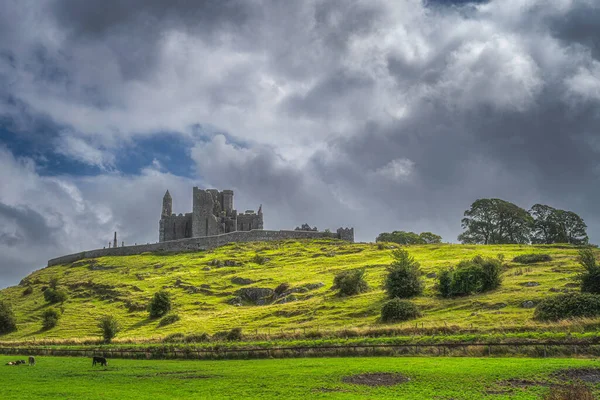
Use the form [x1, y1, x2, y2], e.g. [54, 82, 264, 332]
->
[162, 190, 173, 218]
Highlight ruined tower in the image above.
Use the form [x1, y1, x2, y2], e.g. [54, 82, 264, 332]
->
[161, 190, 172, 218]
[159, 187, 264, 242]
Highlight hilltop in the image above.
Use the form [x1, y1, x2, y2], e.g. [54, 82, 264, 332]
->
[0, 239, 592, 341]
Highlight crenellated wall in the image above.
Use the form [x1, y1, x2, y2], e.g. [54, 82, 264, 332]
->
[47, 228, 355, 267]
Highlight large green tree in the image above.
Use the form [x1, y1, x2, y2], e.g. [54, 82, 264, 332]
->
[376, 231, 442, 245]
[530, 204, 588, 245]
[458, 198, 533, 244]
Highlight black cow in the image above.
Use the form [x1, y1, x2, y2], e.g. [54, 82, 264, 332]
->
[92, 356, 108, 367]
[28, 356, 35, 366]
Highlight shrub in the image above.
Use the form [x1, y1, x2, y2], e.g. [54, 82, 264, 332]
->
[512, 253, 552, 264]
[251, 254, 267, 265]
[384, 249, 424, 298]
[332, 269, 369, 296]
[42, 308, 60, 330]
[381, 298, 421, 322]
[158, 314, 180, 327]
[148, 290, 172, 318]
[43, 288, 68, 304]
[22, 286, 33, 296]
[214, 327, 243, 341]
[49, 276, 59, 290]
[450, 261, 483, 296]
[184, 332, 211, 343]
[0, 301, 17, 334]
[98, 315, 120, 343]
[578, 248, 600, 294]
[476, 256, 502, 292]
[438, 268, 454, 298]
[534, 293, 600, 321]
[438, 256, 503, 297]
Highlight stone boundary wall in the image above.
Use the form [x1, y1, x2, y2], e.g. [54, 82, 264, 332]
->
[47, 229, 352, 267]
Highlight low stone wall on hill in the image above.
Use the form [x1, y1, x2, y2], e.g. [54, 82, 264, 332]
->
[47, 228, 354, 267]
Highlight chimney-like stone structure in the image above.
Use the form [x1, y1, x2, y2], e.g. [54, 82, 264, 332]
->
[113, 232, 117, 248]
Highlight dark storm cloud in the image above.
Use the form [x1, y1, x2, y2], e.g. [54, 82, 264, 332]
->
[0, 203, 61, 246]
[550, 2, 600, 60]
[2, 0, 600, 288]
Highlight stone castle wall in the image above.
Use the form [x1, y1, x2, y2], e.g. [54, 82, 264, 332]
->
[47, 228, 354, 267]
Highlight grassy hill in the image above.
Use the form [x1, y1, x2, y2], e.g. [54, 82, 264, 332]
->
[0, 239, 593, 341]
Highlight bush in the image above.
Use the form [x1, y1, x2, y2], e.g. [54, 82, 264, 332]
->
[0, 301, 17, 334]
[384, 249, 423, 299]
[148, 290, 172, 318]
[476, 256, 502, 292]
[49, 276, 59, 290]
[158, 314, 180, 327]
[381, 298, 421, 322]
[534, 293, 600, 321]
[438, 268, 454, 298]
[22, 286, 33, 296]
[42, 308, 60, 330]
[43, 288, 68, 304]
[438, 256, 503, 297]
[450, 261, 483, 296]
[214, 328, 243, 341]
[185, 332, 211, 343]
[251, 254, 267, 265]
[332, 269, 369, 296]
[98, 315, 120, 343]
[163, 333, 185, 343]
[512, 253, 552, 264]
[578, 248, 600, 294]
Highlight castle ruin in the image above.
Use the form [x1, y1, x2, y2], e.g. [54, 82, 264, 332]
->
[159, 188, 263, 242]
[47, 187, 354, 267]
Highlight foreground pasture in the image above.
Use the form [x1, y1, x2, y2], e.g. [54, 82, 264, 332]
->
[1, 356, 599, 399]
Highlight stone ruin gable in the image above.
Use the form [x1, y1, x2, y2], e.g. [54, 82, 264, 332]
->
[337, 227, 354, 242]
[47, 228, 355, 267]
[237, 207, 263, 231]
[159, 213, 192, 242]
[192, 187, 225, 237]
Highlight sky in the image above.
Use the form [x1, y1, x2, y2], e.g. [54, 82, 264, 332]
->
[1, 0, 600, 288]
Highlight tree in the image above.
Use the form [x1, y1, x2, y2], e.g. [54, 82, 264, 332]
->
[376, 231, 442, 245]
[43, 288, 68, 304]
[458, 198, 533, 244]
[42, 308, 60, 330]
[98, 315, 120, 343]
[419, 232, 442, 244]
[0, 301, 17, 334]
[579, 248, 600, 294]
[530, 204, 588, 245]
[148, 290, 172, 318]
[380, 299, 420, 322]
[384, 249, 424, 298]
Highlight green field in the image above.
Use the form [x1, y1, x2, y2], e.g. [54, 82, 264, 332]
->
[0, 355, 598, 399]
[0, 240, 595, 342]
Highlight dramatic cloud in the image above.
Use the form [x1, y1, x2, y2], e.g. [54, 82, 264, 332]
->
[1, 0, 600, 287]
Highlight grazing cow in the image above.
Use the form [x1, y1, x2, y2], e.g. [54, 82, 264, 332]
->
[28, 356, 35, 366]
[92, 356, 108, 367]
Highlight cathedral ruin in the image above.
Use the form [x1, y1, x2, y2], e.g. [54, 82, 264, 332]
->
[159, 188, 264, 242]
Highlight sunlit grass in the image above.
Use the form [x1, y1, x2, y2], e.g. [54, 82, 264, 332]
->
[0, 240, 593, 341]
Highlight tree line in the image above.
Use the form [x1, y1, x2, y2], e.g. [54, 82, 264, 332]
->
[377, 198, 588, 246]
[459, 199, 588, 245]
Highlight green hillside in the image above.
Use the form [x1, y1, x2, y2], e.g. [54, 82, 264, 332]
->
[0, 240, 593, 341]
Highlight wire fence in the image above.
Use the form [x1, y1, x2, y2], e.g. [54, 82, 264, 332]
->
[2, 341, 600, 361]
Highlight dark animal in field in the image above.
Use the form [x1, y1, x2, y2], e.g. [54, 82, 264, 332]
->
[28, 356, 35, 366]
[5, 360, 26, 366]
[92, 356, 108, 366]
